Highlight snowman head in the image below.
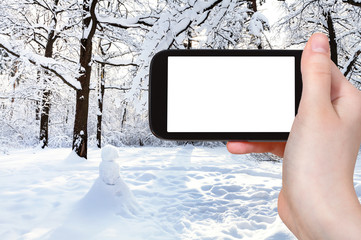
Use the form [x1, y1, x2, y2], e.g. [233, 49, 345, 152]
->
[101, 145, 119, 162]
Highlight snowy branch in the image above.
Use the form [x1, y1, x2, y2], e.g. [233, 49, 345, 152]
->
[343, 0, 361, 7]
[342, 48, 361, 77]
[104, 86, 131, 90]
[0, 37, 80, 90]
[0, 95, 40, 101]
[96, 15, 154, 29]
[89, 86, 131, 91]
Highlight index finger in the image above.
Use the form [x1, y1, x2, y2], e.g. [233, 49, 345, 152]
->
[227, 141, 286, 157]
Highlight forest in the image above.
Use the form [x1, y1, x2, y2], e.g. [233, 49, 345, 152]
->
[0, 0, 360, 158]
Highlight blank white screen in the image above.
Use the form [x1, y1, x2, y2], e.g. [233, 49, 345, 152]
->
[167, 56, 295, 132]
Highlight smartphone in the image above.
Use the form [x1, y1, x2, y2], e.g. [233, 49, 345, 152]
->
[149, 50, 302, 141]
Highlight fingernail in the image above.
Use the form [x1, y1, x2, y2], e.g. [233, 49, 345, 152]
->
[311, 34, 329, 53]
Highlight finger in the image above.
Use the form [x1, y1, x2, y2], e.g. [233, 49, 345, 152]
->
[227, 141, 286, 157]
[300, 33, 333, 113]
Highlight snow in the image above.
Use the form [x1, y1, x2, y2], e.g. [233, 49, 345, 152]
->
[248, 12, 270, 37]
[96, 14, 142, 28]
[1, 146, 360, 239]
[65, 150, 86, 162]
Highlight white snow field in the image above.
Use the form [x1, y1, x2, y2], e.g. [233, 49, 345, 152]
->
[1, 146, 361, 240]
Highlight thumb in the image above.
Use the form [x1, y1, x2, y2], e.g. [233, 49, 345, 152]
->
[299, 33, 333, 114]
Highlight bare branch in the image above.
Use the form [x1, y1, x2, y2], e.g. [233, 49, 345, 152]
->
[89, 86, 130, 91]
[343, 49, 361, 77]
[32, 36, 46, 49]
[24, 0, 50, 11]
[93, 57, 138, 67]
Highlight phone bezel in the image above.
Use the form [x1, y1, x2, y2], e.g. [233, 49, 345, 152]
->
[149, 49, 302, 141]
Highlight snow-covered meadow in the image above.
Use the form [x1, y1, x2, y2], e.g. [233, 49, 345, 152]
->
[1, 146, 361, 240]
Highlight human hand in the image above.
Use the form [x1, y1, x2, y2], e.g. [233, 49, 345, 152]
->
[228, 33, 361, 239]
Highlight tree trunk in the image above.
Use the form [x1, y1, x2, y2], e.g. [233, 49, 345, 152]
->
[9, 61, 19, 119]
[39, 88, 51, 147]
[73, 86, 90, 157]
[35, 100, 40, 121]
[35, 69, 40, 121]
[96, 62, 105, 148]
[121, 103, 127, 131]
[72, 0, 98, 158]
[39, 0, 59, 148]
[326, 11, 338, 66]
[251, 0, 258, 12]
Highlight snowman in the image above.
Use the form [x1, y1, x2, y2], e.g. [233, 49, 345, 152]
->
[98, 145, 140, 216]
[99, 145, 121, 185]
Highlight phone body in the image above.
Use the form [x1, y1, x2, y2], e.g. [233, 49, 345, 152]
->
[149, 49, 302, 141]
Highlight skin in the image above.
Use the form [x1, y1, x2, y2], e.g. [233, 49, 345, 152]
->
[227, 33, 361, 239]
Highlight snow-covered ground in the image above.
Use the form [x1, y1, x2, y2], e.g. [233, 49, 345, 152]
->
[1, 146, 361, 240]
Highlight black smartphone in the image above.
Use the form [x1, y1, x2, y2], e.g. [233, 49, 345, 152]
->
[149, 50, 302, 141]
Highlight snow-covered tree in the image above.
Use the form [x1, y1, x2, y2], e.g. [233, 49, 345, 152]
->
[276, 0, 361, 86]
[5, 0, 356, 157]
[0, 0, 273, 152]
[0, 0, 82, 148]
